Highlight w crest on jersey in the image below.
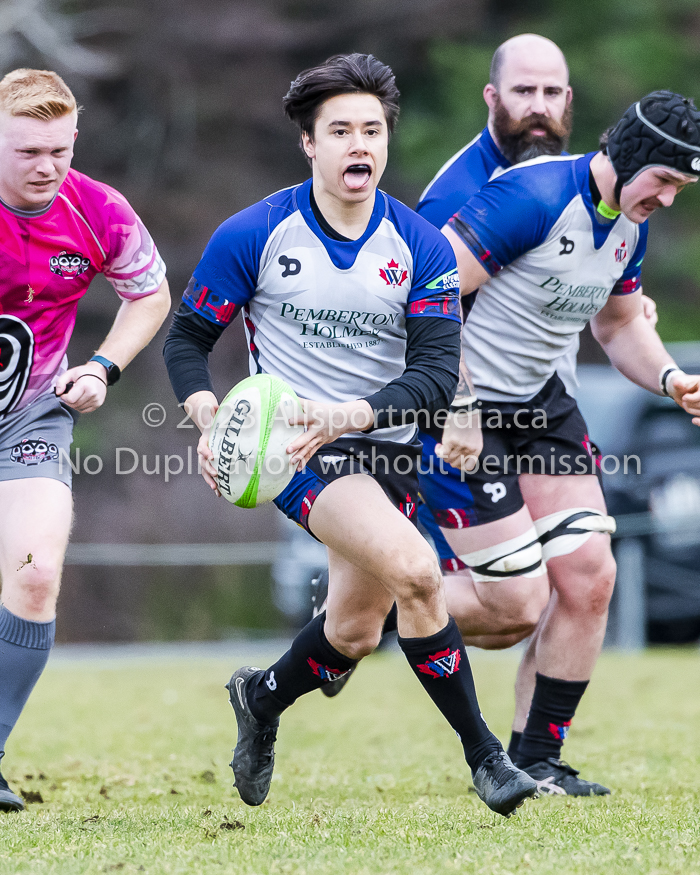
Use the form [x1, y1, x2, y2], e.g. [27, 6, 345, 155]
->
[49, 250, 91, 278]
[379, 258, 408, 288]
[615, 240, 628, 263]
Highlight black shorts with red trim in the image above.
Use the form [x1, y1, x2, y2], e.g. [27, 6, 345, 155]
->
[274, 436, 421, 537]
[418, 373, 603, 530]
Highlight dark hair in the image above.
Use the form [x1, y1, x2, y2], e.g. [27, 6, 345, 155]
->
[489, 44, 506, 90]
[599, 127, 612, 151]
[283, 53, 400, 140]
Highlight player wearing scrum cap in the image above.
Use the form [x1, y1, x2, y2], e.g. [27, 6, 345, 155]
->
[164, 53, 537, 816]
[0, 69, 170, 811]
[418, 90, 700, 795]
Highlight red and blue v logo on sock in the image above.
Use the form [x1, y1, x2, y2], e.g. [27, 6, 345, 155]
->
[417, 647, 461, 679]
[547, 720, 572, 742]
[307, 657, 351, 683]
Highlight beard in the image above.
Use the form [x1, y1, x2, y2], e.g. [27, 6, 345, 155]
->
[493, 96, 573, 164]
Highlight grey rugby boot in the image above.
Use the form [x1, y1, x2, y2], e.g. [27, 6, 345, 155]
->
[0, 772, 24, 812]
[226, 666, 279, 806]
[311, 569, 357, 699]
[522, 758, 610, 796]
[472, 750, 538, 817]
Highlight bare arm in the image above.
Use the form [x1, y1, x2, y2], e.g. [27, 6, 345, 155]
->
[434, 225, 491, 471]
[435, 347, 483, 472]
[55, 279, 171, 412]
[592, 289, 700, 419]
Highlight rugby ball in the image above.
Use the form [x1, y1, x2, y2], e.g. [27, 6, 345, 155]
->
[209, 374, 305, 508]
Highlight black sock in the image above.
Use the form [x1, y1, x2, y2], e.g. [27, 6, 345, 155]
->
[248, 612, 357, 724]
[516, 673, 589, 767]
[507, 730, 522, 762]
[398, 616, 500, 771]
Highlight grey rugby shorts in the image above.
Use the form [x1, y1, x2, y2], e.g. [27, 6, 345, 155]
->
[0, 393, 75, 488]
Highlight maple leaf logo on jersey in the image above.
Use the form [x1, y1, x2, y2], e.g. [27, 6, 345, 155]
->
[417, 647, 461, 679]
[49, 250, 91, 279]
[379, 259, 408, 287]
[615, 240, 628, 263]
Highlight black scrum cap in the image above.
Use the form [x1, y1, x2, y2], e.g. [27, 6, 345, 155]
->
[606, 90, 700, 202]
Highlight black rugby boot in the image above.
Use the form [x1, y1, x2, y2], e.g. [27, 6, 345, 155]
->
[472, 750, 538, 817]
[226, 666, 279, 806]
[523, 758, 610, 796]
[0, 772, 24, 812]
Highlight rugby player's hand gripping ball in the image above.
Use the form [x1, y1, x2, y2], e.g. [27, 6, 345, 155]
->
[208, 374, 305, 507]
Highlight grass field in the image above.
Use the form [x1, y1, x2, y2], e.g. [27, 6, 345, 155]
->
[1, 647, 699, 875]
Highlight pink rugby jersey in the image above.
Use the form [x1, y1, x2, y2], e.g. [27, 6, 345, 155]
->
[0, 169, 166, 414]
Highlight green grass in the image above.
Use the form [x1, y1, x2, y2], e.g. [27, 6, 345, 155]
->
[1, 648, 699, 874]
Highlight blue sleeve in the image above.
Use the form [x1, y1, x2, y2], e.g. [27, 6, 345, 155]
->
[611, 221, 648, 295]
[186, 198, 280, 325]
[448, 162, 576, 275]
[416, 191, 468, 230]
[416, 133, 495, 229]
[406, 231, 461, 322]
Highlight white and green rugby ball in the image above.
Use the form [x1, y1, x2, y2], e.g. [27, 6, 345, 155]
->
[209, 374, 305, 508]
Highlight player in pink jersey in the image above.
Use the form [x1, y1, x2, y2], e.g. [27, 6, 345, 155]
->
[0, 69, 170, 811]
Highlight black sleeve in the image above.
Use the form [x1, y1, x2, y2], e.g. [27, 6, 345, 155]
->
[163, 301, 238, 404]
[362, 316, 460, 431]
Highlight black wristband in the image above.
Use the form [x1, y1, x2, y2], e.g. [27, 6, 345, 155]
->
[660, 366, 680, 396]
[90, 355, 121, 386]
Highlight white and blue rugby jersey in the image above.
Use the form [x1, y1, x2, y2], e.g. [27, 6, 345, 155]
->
[186, 178, 460, 443]
[417, 127, 579, 396]
[451, 152, 648, 402]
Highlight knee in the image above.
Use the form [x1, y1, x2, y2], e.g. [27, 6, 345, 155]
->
[325, 615, 382, 661]
[553, 547, 617, 617]
[8, 560, 61, 616]
[389, 551, 442, 607]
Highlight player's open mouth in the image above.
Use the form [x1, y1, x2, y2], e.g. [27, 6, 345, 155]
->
[343, 164, 371, 190]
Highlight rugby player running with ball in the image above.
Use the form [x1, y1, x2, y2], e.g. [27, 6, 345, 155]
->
[164, 53, 537, 817]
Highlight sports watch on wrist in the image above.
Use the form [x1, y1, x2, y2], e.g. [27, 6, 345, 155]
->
[90, 355, 121, 386]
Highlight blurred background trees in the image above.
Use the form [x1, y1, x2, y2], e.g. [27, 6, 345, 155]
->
[2, 0, 699, 639]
